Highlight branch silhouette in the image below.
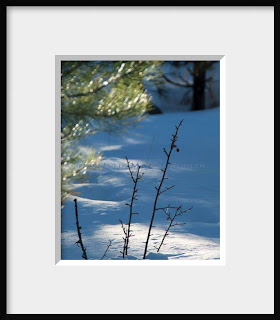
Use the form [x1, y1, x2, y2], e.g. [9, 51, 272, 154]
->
[143, 119, 184, 259]
[156, 205, 193, 253]
[73, 198, 88, 260]
[124, 157, 143, 256]
[101, 240, 113, 260]
[119, 219, 128, 258]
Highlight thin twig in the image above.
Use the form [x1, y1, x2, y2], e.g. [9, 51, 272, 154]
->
[101, 240, 113, 260]
[143, 120, 184, 259]
[124, 157, 143, 256]
[163, 74, 193, 88]
[119, 219, 128, 258]
[73, 198, 88, 260]
[157, 206, 193, 253]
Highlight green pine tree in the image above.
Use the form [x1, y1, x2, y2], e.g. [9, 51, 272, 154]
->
[61, 60, 162, 202]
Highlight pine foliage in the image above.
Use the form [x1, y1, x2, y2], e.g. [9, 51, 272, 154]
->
[61, 60, 162, 202]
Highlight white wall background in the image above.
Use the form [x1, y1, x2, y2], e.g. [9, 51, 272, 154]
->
[7, 7, 274, 314]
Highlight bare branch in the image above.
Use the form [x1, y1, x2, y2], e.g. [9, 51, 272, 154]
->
[155, 205, 178, 212]
[156, 206, 193, 253]
[101, 240, 113, 260]
[123, 158, 142, 256]
[163, 74, 193, 88]
[73, 199, 88, 260]
[119, 219, 128, 259]
[143, 120, 184, 259]
[159, 185, 176, 195]
[125, 156, 136, 183]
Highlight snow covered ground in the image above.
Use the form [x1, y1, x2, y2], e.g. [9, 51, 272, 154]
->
[61, 108, 220, 260]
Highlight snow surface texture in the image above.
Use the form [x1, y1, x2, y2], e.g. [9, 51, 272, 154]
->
[61, 108, 220, 260]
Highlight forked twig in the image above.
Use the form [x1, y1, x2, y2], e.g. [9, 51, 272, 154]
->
[156, 206, 193, 252]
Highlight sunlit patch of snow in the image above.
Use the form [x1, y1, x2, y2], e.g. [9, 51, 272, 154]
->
[61, 230, 77, 247]
[69, 223, 220, 260]
[146, 252, 169, 260]
[71, 182, 94, 188]
[61, 109, 220, 260]
[123, 137, 146, 145]
[98, 144, 123, 152]
[68, 195, 123, 212]
[73, 177, 127, 191]
[96, 176, 126, 187]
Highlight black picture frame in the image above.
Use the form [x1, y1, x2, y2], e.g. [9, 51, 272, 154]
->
[2, 2, 277, 319]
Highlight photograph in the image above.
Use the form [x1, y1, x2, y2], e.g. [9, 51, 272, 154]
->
[60, 60, 221, 260]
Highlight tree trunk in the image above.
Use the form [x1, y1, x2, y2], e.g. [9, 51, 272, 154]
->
[192, 62, 206, 111]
